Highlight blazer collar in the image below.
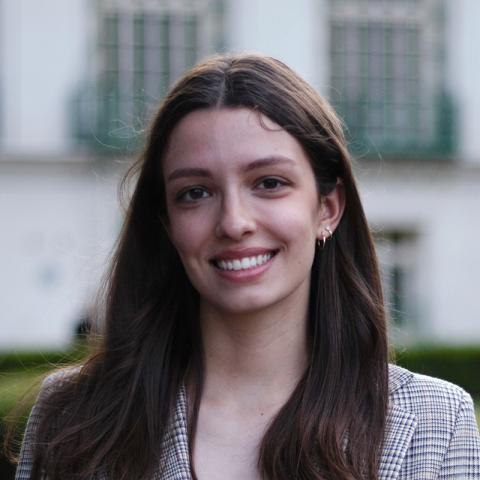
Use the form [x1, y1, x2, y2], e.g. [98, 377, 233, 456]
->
[388, 363, 414, 396]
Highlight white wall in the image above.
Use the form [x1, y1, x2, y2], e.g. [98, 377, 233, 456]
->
[0, 0, 88, 155]
[224, 0, 328, 91]
[0, 159, 121, 349]
[359, 163, 480, 344]
[445, 0, 480, 164]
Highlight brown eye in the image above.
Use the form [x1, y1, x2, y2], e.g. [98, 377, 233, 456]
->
[177, 187, 210, 203]
[257, 177, 288, 190]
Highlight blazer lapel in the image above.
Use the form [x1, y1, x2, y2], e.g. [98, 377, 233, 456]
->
[378, 366, 418, 479]
[154, 385, 192, 480]
[378, 404, 417, 479]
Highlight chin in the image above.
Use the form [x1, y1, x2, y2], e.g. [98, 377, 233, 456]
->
[205, 291, 285, 317]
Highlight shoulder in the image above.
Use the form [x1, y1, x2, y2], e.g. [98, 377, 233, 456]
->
[388, 363, 472, 413]
[15, 366, 83, 480]
[41, 365, 82, 391]
[383, 364, 480, 479]
[23, 365, 83, 437]
[32, 365, 83, 408]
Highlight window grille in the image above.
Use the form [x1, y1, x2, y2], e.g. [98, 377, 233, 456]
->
[375, 229, 419, 338]
[329, 0, 454, 157]
[73, 0, 225, 152]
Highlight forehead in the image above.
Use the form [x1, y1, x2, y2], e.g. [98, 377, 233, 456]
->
[162, 107, 312, 175]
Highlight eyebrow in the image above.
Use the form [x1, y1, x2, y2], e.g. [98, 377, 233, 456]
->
[166, 155, 297, 182]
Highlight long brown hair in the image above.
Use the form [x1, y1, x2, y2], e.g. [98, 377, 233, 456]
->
[22, 53, 389, 479]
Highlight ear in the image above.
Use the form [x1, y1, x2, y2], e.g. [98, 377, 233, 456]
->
[316, 179, 346, 241]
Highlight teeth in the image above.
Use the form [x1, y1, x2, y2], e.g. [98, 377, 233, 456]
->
[215, 253, 274, 271]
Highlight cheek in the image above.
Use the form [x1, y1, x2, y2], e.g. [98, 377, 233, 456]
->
[264, 202, 319, 244]
[168, 212, 212, 260]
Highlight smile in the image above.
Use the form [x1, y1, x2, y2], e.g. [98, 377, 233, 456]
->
[212, 251, 278, 271]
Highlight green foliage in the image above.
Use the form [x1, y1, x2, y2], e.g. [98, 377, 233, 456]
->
[0, 369, 46, 420]
[0, 344, 89, 421]
[1, 344, 479, 421]
[0, 346, 88, 372]
[395, 345, 480, 398]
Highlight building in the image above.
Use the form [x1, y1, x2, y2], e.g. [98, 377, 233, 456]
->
[1, 0, 479, 349]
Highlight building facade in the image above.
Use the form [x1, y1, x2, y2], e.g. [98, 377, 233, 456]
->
[1, 0, 479, 349]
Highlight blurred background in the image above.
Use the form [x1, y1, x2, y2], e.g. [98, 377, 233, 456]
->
[1, 0, 479, 475]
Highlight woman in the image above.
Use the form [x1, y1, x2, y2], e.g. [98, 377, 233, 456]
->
[14, 53, 480, 479]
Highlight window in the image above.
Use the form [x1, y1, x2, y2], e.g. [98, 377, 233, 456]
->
[329, 0, 454, 157]
[73, 0, 225, 152]
[375, 229, 420, 341]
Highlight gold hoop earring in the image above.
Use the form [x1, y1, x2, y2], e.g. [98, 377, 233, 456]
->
[317, 235, 327, 249]
[317, 226, 333, 249]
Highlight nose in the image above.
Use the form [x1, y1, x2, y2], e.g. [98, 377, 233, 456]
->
[215, 192, 256, 240]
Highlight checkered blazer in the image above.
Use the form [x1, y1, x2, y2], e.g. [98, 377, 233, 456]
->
[15, 364, 480, 479]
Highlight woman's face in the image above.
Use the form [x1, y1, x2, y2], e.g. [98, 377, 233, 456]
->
[162, 108, 334, 317]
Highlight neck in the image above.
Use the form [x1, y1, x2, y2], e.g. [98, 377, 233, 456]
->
[199, 297, 309, 411]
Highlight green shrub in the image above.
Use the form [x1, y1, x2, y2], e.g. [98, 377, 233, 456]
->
[394, 345, 480, 398]
[2, 344, 479, 418]
[0, 347, 87, 372]
[0, 345, 89, 420]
